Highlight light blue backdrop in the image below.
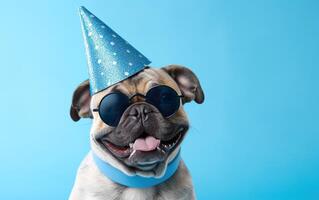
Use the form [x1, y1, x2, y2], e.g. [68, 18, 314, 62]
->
[0, 0, 318, 199]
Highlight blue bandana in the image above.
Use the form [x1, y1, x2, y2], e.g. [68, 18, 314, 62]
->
[79, 6, 151, 94]
[92, 151, 181, 188]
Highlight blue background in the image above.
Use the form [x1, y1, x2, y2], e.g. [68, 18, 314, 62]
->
[0, 0, 318, 199]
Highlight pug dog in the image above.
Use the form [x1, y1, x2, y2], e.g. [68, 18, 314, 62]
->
[69, 65, 204, 200]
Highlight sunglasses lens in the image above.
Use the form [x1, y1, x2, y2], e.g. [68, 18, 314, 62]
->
[99, 93, 129, 126]
[146, 86, 180, 117]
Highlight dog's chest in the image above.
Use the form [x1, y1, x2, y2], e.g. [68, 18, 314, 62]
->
[119, 188, 156, 200]
[70, 153, 194, 200]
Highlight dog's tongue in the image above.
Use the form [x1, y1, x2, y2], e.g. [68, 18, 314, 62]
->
[133, 136, 160, 151]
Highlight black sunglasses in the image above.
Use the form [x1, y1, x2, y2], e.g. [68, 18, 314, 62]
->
[93, 85, 183, 127]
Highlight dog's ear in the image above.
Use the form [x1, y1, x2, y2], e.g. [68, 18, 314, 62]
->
[70, 79, 92, 121]
[162, 65, 204, 104]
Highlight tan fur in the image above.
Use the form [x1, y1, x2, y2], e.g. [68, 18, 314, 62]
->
[69, 66, 203, 200]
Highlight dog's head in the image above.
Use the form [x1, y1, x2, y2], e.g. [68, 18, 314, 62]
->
[70, 65, 204, 176]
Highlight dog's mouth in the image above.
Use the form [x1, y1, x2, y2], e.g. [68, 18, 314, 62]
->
[98, 128, 185, 170]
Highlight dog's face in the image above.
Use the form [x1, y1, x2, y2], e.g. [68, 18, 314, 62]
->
[70, 65, 204, 175]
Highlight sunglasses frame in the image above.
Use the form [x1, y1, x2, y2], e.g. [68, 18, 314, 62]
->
[92, 85, 184, 125]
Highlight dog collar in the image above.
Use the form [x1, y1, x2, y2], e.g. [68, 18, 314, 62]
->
[92, 151, 181, 188]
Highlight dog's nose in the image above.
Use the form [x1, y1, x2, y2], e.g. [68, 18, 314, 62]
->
[128, 104, 153, 121]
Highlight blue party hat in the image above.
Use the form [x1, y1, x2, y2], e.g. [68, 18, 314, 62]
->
[79, 6, 151, 94]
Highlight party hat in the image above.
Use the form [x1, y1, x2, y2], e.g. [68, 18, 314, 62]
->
[79, 6, 151, 94]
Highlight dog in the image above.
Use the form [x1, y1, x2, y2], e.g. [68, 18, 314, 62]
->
[69, 65, 204, 200]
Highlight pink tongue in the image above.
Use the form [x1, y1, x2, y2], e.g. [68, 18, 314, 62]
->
[133, 136, 160, 151]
